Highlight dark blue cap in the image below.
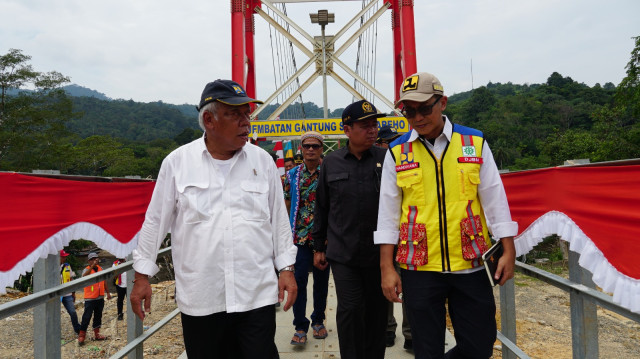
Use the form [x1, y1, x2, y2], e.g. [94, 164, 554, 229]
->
[197, 79, 263, 111]
[342, 100, 386, 125]
[377, 125, 400, 142]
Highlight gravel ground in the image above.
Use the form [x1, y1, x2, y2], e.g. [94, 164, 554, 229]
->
[1, 272, 639, 359]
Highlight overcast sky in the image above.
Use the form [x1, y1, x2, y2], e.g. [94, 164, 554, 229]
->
[1, 0, 638, 114]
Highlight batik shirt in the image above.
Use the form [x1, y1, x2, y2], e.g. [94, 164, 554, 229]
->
[284, 163, 320, 247]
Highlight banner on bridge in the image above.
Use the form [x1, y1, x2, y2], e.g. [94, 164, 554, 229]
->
[249, 117, 411, 138]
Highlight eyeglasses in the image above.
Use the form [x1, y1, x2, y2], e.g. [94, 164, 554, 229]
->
[401, 96, 441, 118]
[302, 144, 322, 150]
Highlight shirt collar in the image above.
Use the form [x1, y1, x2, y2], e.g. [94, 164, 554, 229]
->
[301, 161, 320, 173]
[407, 115, 452, 143]
[342, 141, 375, 159]
[200, 132, 248, 160]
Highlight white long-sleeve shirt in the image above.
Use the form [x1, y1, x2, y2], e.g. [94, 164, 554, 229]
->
[133, 135, 296, 316]
[374, 117, 517, 271]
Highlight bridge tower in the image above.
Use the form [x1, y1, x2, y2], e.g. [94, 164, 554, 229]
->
[230, 0, 417, 114]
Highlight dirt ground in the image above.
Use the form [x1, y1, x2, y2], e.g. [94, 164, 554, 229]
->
[1, 272, 639, 359]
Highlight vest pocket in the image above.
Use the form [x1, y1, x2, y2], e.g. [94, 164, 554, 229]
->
[457, 164, 481, 201]
[460, 215, 489, 260]
[396, 222, 428, 267]
[396, 168, 425, 205]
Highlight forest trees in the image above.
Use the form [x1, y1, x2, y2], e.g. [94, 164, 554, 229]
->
[616, 36, 640, 119]
[0, 49, 75, 171]
[2, 41, 639, 178]
[0, 49, 181, 178]
[445, 36, 640, 170]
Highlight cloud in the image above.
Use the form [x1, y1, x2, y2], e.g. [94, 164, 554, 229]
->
[1, 0, 638, 109]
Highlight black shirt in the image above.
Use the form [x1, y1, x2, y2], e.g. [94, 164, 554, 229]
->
[312, 145, 386, 267]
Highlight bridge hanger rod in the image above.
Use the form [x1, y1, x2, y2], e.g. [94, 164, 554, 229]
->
[260, 0, 316, 44]
[264, 70, 322, 121]
[252, 9, 320, 120]
[253, 0, 397, 118]
[255, 7, 314, 57]
[326, 0, 383, 49]
[332, 55, 397, 112]
[250, 53, 320, 120]
[333, 3, 389, 58]
[328, 71, 366, 101]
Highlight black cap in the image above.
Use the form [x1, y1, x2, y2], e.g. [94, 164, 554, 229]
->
[342, 100, 386, 125]
[293, 154, 303, 164]
[197, 79, 263, 111]
[377, 125, 400, 142]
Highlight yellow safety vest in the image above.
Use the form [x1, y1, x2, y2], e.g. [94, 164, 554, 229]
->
[60, 263, 72, 284]
[391, 124, 491, 272]
[113, 260, 123, 286]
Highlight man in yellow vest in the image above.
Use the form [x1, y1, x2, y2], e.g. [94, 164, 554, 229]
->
[59, 249, 80, 334]
[78, 252, 112, 345]
[374, 72, 518, 359]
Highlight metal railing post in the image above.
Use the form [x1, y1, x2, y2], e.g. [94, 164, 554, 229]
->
[33, 253, 61, 359]
[500, 278, 517, 359]
[126, 253, 143, 359]
[568, 250, 599, 359]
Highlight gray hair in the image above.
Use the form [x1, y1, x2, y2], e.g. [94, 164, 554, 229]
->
[197, 101, 219, 130]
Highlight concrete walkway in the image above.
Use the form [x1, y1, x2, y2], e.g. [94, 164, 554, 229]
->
[180, 273, 455, 358]
[276, 274, 455, 358]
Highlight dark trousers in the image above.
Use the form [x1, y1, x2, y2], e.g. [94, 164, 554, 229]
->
[293, 245, 331, 332]
[330, 261, 388, 359]
[402, 269, 496, 359]
[61, 295, 80, 333]
[181, 305, 279, 359]
[387, 264, 412, 340]
[116, 286, 127, 315]
[387, 298, 412, 340]
[80, 298, 104, 331]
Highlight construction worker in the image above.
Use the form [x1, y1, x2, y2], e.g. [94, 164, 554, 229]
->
[78, 252, 111, 345]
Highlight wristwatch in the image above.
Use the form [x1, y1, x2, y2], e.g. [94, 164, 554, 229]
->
[279, 265, 295, 273]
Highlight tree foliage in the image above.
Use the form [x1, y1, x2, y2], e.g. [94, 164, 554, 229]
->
[2, 44, 639, 178]
[446, 63, 639, 170]
[0, 49, 75, 171]
[616, 36, 640, 118]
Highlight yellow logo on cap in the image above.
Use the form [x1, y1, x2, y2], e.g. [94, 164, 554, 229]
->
[362, 102, 373, 113]
[402, 75, 419, 92]
[433, 84, 444, 92]
[233, 85, 244, 94]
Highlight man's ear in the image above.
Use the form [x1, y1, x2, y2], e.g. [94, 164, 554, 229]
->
[343, 124, 352, 138]
[440, 96, 448, 111]
[203, 110, 216, 129]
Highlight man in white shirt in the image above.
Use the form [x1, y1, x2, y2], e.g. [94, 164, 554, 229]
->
[374, 72, 518, 359]
[130, 79, 298, 359]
